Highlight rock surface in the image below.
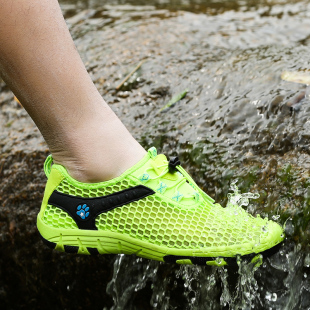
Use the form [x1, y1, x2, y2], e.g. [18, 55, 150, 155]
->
[1, 2, 310, 309]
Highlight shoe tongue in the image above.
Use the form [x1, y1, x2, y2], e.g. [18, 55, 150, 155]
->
[154, 155, 196, 199]
[148, 147, 165, 175]
[151, 154, 178, 180]
[148, 147, 169, 177]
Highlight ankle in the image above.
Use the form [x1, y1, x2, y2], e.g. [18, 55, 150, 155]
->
[48, 109, 147, 183]
[52, 139, 146, 183]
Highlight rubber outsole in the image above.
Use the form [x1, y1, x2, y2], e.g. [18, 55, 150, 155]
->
[162, 243, 282, 266]
[39, 234, 100, 256]
[38, 228, 283, 266]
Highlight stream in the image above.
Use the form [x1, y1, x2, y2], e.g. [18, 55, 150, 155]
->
[1, 0, 310, 309]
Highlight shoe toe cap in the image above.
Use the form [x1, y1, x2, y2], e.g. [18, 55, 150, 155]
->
[259, 221, 285, 251]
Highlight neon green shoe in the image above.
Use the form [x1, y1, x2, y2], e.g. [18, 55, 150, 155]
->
[37, 147, 284, 266]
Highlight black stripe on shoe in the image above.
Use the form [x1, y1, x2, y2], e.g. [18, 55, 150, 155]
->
[48, 185, 155, 230]
[87, 248, 99, 255]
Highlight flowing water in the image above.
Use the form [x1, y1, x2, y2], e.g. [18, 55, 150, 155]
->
[2, 0, 310, 309]
[104, 183, 308, 310]
[105, 184, 267, 310]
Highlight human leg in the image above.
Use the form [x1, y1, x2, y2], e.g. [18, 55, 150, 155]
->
[0, 0, 145, 183]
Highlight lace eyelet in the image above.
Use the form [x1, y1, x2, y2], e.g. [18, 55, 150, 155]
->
[172, 191, 183, 202]
[139, 173, 150, 183]
[156, 182, 168, 194]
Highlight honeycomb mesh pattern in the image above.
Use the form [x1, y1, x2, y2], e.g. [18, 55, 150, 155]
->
[46, 178, 269, 249]
[57, 179, 133, 197]
[43, 204, 78, 229]
[95, 193, 268, 249]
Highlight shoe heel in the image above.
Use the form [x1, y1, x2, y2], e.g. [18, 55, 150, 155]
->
[39, 228, 101, 256]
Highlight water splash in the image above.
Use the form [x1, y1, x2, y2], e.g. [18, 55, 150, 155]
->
[105, 182, 307, 310]
[218, 267, 231, 308]
[272, 215, 280, 221]
[227, 180, 260, 209]
[230, 255, 263, 309]
[106, 255, 159, 310]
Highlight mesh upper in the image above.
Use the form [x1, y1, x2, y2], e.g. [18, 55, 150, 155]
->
[95, 196, 268, 249]
[43, 178, 269, 250]
[57, 179, 132, 197]
[43, 204, 78, 229]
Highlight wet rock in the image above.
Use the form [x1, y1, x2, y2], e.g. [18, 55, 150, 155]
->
[66, 9, 97, 25]
[2, 1, 310, 309]
[60, 4, 78, 18]
[103, 5, 156, 12]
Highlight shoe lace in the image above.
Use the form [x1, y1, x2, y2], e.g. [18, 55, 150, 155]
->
[141, 160, 214, 204]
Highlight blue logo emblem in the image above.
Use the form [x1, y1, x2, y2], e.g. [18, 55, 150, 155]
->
[76, 204, 90, 219]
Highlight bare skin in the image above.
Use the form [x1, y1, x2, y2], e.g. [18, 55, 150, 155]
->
[0, 0, 146, 182]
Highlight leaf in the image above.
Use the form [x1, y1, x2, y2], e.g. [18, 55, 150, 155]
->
[160, 89, 188, 112]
